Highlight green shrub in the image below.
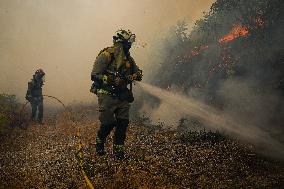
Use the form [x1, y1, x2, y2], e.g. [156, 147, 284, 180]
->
[0, 93, 29, 134]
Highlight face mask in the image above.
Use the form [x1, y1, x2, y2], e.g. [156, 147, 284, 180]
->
[35, 74, 45, 82]
[123, 34, 136, 52]
[128, 34, 136, 43]
[123, 41, 132, 52]
[42, 75, 45, 82]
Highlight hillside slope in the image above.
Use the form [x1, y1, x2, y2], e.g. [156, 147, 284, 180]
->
[0, 113, 283, 188]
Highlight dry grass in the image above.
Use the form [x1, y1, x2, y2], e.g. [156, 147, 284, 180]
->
[0, 110, 283, 189]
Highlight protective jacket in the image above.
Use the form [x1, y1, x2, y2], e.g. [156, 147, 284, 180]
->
[91, 42, 142, 96]
[26, 77, 44, 100]
[25, 75, 44, 123]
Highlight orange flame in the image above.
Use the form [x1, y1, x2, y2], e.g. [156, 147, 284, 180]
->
[219, 25, 249, 44]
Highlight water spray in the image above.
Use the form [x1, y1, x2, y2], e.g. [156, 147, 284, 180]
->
[138, 82, 284, 159]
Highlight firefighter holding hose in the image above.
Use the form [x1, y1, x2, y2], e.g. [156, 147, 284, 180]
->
[25, 69, 45, 124]
[90, 29, 142, 159]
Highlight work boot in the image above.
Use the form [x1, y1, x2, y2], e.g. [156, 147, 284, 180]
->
[113, 144, 124, 160]
[95, 123, 116, 156]
[95, 137, 106, 156]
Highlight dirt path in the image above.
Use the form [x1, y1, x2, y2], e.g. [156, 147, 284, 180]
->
[0, 117, 283, 188]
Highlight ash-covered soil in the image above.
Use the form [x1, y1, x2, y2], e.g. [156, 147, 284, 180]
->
[0, 113, 283, 189]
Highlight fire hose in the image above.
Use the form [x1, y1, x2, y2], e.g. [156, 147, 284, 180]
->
[20, 95, 95, 189]
[19, 95, 65, 115]
[43, 95, 66, 108]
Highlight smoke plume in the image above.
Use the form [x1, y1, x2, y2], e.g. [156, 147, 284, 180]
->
[0, 0, 214, 104]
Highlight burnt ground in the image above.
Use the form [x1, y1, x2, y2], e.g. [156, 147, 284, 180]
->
[0, 111, 283, 189]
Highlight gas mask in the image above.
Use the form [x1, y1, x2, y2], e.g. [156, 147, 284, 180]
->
[123, 34, 136, 52]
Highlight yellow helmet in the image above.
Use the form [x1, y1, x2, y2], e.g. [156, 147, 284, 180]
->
[113, 29, 136, 43]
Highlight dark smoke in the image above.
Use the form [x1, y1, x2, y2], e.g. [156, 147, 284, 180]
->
[134, 0, 284, 156]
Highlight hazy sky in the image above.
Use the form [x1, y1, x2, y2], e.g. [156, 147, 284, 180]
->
[0, 0, 214, 104]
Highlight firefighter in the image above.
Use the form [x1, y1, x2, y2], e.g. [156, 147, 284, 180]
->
[90, 29, 142, 159]
[25, 69, 45, 124]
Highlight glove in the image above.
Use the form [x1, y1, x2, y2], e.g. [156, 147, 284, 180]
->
[114, 77, 126, 86]
[128, 71, 143, 81]
[104, 75, 126, 87]
[103, 75, 115, 84]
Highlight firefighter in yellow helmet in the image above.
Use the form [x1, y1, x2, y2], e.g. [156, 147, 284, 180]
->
[90, 29, 142, 159]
